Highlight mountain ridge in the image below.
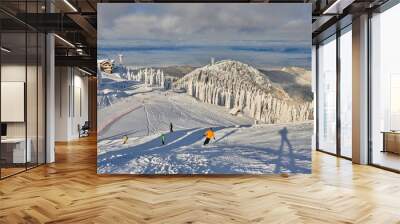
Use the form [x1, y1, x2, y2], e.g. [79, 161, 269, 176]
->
[173, 60, 313, 124]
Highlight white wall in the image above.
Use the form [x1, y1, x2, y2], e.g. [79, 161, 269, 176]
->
[55, 67, 89, 141]
[1, 64, 26, 140]
[1, 82, 25, 122]
[71, 73, 89, 138]
[1, 62, 47, 164]
[55, 66, 69, 141]
[1, 64, 26, 81]
[1, 64, 27, 138]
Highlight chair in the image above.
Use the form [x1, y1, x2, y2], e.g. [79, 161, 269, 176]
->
[78, 121, 90, 138]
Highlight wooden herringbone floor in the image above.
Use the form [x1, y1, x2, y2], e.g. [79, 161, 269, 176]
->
[1, 136, 400, 224]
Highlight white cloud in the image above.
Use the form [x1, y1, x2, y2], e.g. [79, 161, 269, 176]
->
[98, 3, 311, 44]
[97, 3, 311, 68]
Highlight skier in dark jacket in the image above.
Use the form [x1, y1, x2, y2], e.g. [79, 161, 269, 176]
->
[170, 122, 174, 133]
[161, 133, 166, 145]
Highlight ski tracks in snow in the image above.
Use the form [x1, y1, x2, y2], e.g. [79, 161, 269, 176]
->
[142, 127, 205, 153]
[167, 94, 237, 128]
[142, 100, 152, 136]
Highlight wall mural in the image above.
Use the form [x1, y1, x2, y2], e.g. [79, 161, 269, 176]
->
[97, 3, 313, 174]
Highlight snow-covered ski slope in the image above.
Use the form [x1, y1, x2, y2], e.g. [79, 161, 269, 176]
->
[98, 87, 253, 142]
[98, 122, 312, 174]
[97, 86, 312, 174]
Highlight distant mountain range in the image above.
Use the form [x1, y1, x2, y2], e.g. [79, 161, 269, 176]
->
[260, 67, 312, 102]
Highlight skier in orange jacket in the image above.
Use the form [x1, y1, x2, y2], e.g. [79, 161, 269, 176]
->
[203, 128, 216, 145]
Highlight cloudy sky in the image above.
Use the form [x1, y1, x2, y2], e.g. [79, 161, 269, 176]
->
[98, 4, 311, 69]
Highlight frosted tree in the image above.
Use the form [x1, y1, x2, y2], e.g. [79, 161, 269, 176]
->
[173, 60, 313, 124]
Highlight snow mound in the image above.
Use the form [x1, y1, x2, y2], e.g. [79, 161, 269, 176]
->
[205, 60, 273, 90]
[229, 107, 241, 116]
